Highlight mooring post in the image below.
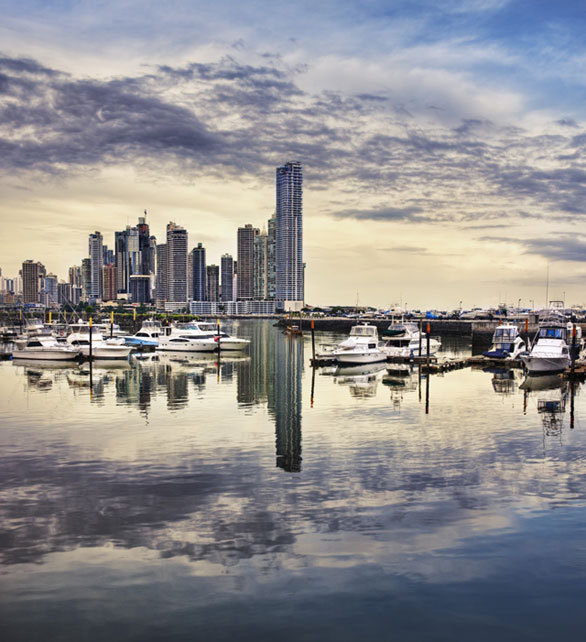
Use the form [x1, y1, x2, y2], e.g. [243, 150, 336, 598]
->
[426, 322, 431, 366]
[419, 319, 422, 357]
[311, 318, 316, 361]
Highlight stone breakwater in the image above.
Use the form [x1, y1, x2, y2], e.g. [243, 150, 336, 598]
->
[278, 317, 586, 339]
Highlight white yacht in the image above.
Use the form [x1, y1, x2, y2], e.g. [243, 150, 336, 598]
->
[483, 324, 526, 359]
[327, 324, 387, 365]
[197, 322, 250, 351]
[13, 336, 80, 361]
[520, 315, 581, 374]
[66, 322, 132, 360]
[156, 323, 217, 353]
[124, 319, 162, 347]
[379, 321, 441, 357]
[157, 322, 249, 353]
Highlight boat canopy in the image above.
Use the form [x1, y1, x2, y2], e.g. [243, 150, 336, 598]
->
[349, 325, 378, 337]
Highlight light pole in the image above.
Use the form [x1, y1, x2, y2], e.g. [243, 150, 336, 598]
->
[518, 298, 521, 315]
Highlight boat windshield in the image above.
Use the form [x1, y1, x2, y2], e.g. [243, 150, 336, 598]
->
[539, 327, 566, 339]
[494, 328, 517, 340]
[350, 326, 377, 337]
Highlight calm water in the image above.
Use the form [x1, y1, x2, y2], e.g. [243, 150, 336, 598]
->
[1, 320, 586, 641]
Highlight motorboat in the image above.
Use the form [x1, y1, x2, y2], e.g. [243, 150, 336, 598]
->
[520, 315, 581, 374]
[324, 324, 387, 365]
[12, 336, 80, 361]
[483, 324, 526, 359]
[66, 322, 132, 360]
[196, 322, 250, 351]
[156, 323, 217, 352]
[124, 319, 162, 347]
[94, 320, 125, 338]
[379, 320, 441, 358]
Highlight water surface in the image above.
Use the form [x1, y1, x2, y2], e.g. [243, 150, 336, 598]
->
[1, 320, 585, 641]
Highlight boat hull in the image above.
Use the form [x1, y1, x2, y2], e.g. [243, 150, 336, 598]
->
[13, 349, 79, 361]
[335, 350, 387, 365]
[78, 345, 132, 359]
[520, 355, 571, 374]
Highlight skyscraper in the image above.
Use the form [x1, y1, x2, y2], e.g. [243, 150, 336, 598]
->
[22, 260, 43, 304]
[166, 222, 188, 305]
[88, 231, 103, 302]
[102, 264, 117, 301]
[155, 244, 167, 307]
[221, 253, 234, 302]
[191, 243, 207, 301]
[206, 264, 219, 302]
[237, 224, 258, 300]
[276, 161, 304, 309]
[253, 230, 268, 300]
[137, 213, 154, 275]
[267, 213, 276, 300]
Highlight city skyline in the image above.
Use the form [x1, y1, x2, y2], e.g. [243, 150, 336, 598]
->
[1, 2, 586, 307]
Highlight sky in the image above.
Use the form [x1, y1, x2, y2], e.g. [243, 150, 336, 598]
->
[1, 0, 586, 309]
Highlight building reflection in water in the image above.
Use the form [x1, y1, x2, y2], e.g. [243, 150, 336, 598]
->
[272, 333, 303, 473]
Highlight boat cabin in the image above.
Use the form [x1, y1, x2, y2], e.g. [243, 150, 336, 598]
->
[349, 325, 378, 338]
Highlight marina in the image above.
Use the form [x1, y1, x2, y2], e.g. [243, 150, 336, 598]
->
[2, 319, 586, 641]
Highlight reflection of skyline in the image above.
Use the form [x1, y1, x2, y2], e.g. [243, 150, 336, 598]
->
[273, 335, 303, 473]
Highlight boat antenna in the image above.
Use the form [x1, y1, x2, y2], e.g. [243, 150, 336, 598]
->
[545, 263, 549, 309]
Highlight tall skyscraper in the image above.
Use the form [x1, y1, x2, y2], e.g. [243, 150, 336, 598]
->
[81, 258, 91, 301]
[102, 264, 117, 301]
[22, 260, 43, 304]
[88, 231, 103, 302]
[267, 213, 276, 300]
[276, 161, 304, 309]
[253, 230, 268, 300]
[115, 226, 140, 293]
[68, 265, 82, 288]
[221, 253, 234, 302]
[206, 264, 219, 302]
[166, 222, 188, 305]
[237, 224, 258, 300]
[191, 243, 207, 301]
[155, 244, 167, 306]
[137, 213, 154, 275]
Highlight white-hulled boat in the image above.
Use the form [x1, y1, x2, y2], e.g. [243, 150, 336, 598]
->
[13, 336, 80, 361]
[379, 320, 441, 357]
[66, 322, 132, 360]
[156, 323, 217, 352]
[520, 315, 581, 374]
[328, 324, 386, 365]
[483, 324, 526, 359]
[124, 319, 162, 347]
[196, 322, 250, 351]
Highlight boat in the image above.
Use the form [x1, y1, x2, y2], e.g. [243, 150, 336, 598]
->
[520, 314, 581, 374]
[12, 336, 80, 361]
[66, 322, 132, 360]
[124, 319, 162, 347]
[325, 324, 387, 365]
[483, 324, 526, 359]
[196, 322, 250, 351]
[285, 324, 303, 336]
[379, 320, 441, 357]
[156, 323, 218, 352]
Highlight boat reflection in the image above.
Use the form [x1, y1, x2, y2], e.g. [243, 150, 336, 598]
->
[483, 367, 520, 396]
[382, 364, 419, 410]
[520, 374, 572, 439]
[332, 362, 387, 398]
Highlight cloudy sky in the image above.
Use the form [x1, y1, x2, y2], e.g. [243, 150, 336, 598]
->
[1, 0, 586, 308]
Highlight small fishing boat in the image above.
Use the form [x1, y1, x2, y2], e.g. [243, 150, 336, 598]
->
[483, 324, 526, 359]
[13, 336, 80, 361]
[323, 324, 386, 365]
[520, 315, 581, 374]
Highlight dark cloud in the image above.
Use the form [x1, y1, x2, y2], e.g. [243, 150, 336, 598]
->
[1, 53, 586, 227]
[478, 235, 586, 262]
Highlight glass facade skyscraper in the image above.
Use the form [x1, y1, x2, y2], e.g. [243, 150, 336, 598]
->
[275, 161, 303, 308]
[191, 243, 207, 301]
[221, 254, 234, 302]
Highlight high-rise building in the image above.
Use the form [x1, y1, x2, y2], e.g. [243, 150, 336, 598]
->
[130, 274, 151, 304]
[103, 246, 114, 266]
[191, 243, 207, 301]
[267, 213, 276, 300]
[137, 214, 154, 275]
[102, 264, 117, 301]
[253, 230, 268, 300]
[276, 161, 304, 309]
[81, 258, 91, 301]
[57, 281, 72, 305]
[206, 264, 220, 302]
[21, 260, 43, 304]
[88, 231, 103, 302]
[166, 222, 188, 305]
[221, 254, 234, 302]
[42, 273, 59, 307]
[237, 224, 258, 300]
[68, 265, 82, 288]
[115, 226, 140, 293]
[155, 244, 167, 306]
